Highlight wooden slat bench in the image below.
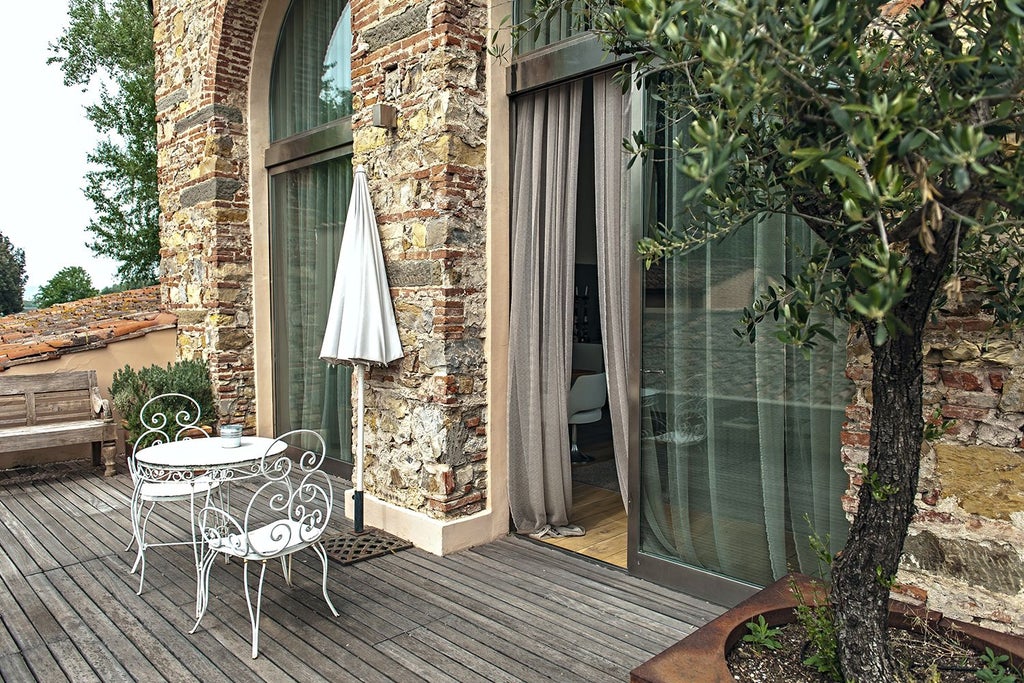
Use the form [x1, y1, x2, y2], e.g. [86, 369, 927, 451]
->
[0, 370, 120, 476]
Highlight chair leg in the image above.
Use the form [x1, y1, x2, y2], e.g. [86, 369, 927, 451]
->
[190, 548, 219, 634]
[569, 425, 593, 463]
[243, 559, 268, 658]
[127, 498, 154, 555]
[281, 555, 292, 586]
[313, 543, 340, 617]
[132, 501, 157, 593]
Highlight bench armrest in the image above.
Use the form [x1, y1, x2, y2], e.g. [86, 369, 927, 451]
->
[90, 387, 112, 420]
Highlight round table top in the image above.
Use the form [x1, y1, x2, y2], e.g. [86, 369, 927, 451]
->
[134, 436, 286, 469]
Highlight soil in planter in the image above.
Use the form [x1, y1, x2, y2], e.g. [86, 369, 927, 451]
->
[728, 622, 996, 682]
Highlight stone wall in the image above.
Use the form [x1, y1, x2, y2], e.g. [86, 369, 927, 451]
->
[153, 0, 491, 520]
[153, 0, 261, 428]
[351, 0, 490, 517]
[842, 284, 1024, 634]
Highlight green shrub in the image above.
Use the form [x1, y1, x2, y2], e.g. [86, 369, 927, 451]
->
[110, 360, 217, 444]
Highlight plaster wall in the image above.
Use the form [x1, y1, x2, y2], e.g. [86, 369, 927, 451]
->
[0, 330, 177, 468]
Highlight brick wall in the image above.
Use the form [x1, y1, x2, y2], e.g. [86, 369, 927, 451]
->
[153, 0, 261, 427]
[842, 283, 1024, 633]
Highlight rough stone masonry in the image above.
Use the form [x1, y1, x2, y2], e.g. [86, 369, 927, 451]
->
[152, 0, 490, 520]
[843, 282, 1024, 633]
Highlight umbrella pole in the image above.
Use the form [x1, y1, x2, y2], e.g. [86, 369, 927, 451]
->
[353, 363, 365, 534]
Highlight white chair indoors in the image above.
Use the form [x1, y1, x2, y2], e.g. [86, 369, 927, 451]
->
[567, 372, 607, 464]
[127, 392, 220, 594]
[191, 429, 338, 658]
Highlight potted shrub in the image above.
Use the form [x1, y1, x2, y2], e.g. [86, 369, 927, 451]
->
[559, 0, 1024, 678]
[110, 359, 218, 447]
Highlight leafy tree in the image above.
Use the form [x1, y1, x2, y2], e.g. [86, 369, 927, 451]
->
[0, 233, 27, 315]
[48, 0, 159, 285]
[99, 277, 158, 295]
[37, 267, 99, 308]
[571, 0, 1024, 679]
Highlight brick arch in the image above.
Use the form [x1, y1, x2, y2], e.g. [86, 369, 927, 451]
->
[208, 1, 264, 104]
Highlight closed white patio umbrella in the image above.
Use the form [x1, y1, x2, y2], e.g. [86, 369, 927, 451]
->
[320, 165, 403, 533]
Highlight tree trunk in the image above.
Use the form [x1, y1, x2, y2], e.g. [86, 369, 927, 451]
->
[830, 234, 957, 681]
[831, 323, 924, 680]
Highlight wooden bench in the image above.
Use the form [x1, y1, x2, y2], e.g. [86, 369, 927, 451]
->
[0, 370, 120, 476]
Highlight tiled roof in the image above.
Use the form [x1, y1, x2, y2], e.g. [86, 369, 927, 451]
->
[0, 286, 176, 371]
[881, 0, 924, 17]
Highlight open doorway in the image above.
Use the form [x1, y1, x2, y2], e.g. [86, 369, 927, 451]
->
[507, 72, 629, 567]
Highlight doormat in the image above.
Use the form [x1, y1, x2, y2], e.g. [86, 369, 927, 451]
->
[321, 529, 412, 565]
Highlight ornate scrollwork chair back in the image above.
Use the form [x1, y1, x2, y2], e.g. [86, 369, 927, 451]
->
[133, 392, 210, 452]
[127, 392, 218, 594]
[191, 429, 338, 658]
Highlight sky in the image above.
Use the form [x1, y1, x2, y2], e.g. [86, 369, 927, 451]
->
[0, 1, 121, 296]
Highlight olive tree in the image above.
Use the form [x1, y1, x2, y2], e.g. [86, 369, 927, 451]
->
[582, 0, 1024, 679]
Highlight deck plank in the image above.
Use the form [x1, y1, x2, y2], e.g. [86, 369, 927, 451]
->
[359, 552, 625, 679]
[0, 652, 35, 683]
[0, 464, 721, 682]
[13, 644, 68, 683]
[419, 550, 658, 664]
[23, 571, 134, 683]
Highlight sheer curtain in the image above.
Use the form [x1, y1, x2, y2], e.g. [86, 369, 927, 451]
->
[270, 0, 352, 141]
[640, 215, 850, 585]
[508, 82, 583, 533]
[270, 158, 353, 458]
[268, 0, 354, 461]
[638, 98, 851, 585]
[593, 72, 631, 508]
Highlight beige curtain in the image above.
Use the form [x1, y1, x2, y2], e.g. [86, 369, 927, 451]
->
[507, 82, 583, 533]
[593, 72, 631, 509]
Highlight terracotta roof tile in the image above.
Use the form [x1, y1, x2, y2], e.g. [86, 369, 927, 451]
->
[881, 0, 924, 17]
[0, 286, 176, 371]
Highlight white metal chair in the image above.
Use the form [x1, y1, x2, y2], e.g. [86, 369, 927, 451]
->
[191, 429, 338, 658]
[567, 372, 607, 463]
[127, 392, 220, 594]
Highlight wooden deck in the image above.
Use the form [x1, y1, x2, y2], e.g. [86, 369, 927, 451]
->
[0, 462, 723, 682]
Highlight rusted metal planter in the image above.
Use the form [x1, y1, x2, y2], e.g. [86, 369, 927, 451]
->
[631, 574, 1024, 683]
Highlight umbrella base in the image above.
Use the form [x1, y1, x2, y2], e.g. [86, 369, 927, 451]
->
[352, 489, 364, 533]
[321, 528, 412, 566]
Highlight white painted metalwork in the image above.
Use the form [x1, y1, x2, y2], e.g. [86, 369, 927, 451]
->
[190, 429, 339, 658]
[132, 434, 286, 615]
[127, 393, 218, 595]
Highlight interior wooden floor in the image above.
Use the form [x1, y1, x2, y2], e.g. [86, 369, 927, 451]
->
[541, 431, 628, 568]
[542, 482, 627, 567]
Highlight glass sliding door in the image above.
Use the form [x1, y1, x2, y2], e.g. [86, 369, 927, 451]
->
[269, 157, 353, 462]
[635, 93, 852, 601]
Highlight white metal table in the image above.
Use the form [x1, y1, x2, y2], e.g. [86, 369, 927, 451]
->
[132, 436, 287, 613]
